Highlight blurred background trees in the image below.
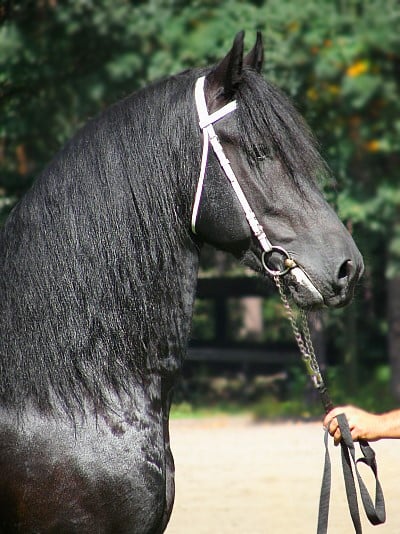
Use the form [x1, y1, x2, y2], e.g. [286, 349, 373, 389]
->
[1, 0, 400, 404]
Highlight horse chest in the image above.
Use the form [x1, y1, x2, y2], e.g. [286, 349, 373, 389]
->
[0, 408, 170, 533]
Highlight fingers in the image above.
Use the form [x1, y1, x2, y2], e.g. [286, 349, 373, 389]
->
[333, 426, 342, 446]
[351, 427, 360, 442]
[323, 406, 349, 427]
[323, 406, 356, 446]
[325, 415, 343, 446]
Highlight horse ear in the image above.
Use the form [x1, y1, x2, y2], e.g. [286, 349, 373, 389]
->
[243, 31, 264, 73]
[207, 31, 245, 100]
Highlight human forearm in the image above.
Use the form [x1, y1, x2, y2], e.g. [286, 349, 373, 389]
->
[378, 409, 400, 439]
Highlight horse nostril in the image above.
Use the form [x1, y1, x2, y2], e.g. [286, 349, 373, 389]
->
[337, 259, 353, 283]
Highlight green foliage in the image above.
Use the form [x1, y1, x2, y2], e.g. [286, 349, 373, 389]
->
[171, 364, 397, 420]
[191, 300, 215, 341]
[3, 1, 399, 211]
[324, 364, 396, 412]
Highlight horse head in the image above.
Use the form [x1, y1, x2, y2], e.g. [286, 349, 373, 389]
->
[191, 32, 363, 309]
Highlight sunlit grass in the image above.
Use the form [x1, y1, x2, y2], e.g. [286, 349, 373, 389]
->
[170, 365, 397, 421]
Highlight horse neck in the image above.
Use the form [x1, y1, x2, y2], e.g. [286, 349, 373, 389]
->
[0, 75, 201, 418]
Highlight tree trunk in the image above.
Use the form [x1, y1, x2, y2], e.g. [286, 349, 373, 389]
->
[238, 297, 263, 341]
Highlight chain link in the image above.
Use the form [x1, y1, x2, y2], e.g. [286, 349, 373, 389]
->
[274, 275, 324, 389]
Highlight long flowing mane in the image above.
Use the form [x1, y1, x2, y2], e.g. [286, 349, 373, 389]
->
[0, 70, 201, 416]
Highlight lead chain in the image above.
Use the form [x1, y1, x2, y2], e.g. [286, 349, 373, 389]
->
[274, 275, 324, 389]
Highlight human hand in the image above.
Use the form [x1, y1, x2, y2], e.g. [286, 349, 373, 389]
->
[323, 405, 382, 445]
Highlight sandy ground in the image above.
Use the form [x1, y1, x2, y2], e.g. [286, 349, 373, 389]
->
[167, 416, 400, 533]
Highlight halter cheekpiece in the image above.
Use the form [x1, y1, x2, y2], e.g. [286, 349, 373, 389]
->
[192, 75, 292, 276]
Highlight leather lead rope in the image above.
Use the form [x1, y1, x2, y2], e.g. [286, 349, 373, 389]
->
[273, 275, 386, 533]
[318, 415, 386, 533]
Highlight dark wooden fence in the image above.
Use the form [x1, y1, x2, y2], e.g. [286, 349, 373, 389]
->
[187, 276, 299, 368]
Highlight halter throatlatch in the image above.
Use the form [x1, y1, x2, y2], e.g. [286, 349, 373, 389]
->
[192, 75, 292, 277]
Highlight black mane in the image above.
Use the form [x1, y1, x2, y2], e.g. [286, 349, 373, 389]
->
[0, 70, 202, 416]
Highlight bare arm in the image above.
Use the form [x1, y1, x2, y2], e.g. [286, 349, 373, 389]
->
[323, 405, 400, 445]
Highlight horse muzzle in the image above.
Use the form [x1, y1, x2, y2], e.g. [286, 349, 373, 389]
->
[262, 247, 363, 309]
[285, 258, 363, 309]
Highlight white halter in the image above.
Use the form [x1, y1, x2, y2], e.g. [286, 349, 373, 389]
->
[191, 76, 323, 301]
[191, 76, 273, 254]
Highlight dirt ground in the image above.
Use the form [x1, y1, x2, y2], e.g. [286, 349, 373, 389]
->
[167, 416, 400, 533]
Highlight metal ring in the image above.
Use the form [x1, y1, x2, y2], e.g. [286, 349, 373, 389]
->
[261, 246, 295, 277]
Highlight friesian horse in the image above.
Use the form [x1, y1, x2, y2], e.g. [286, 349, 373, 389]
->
[0, 32, 363, 532]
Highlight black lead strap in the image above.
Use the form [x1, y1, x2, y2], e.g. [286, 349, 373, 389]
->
[273, 275, 386, 533]
[318, 413, 386, 533]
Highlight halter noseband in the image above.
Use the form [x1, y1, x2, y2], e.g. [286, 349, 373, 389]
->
[192, 75, 292, 277]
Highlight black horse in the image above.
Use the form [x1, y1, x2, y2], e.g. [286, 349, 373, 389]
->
[0, 33, 363, 532]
